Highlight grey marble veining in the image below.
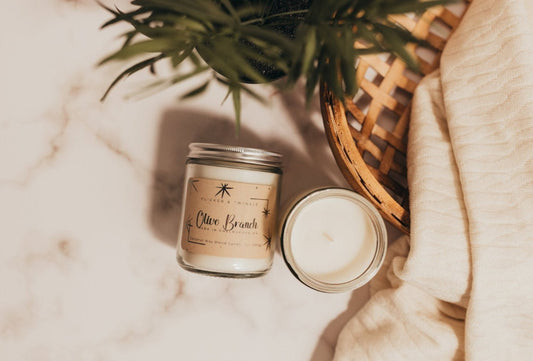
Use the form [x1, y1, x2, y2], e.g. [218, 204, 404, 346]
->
[0, 2, 396, 360]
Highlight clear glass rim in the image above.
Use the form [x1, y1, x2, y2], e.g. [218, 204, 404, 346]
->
[188, 143, 282, 169]
[280, 187, 387, 293]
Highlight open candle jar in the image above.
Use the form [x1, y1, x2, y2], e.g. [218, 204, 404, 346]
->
[176, 143, 282, 278]
[280, 188, 387, 292]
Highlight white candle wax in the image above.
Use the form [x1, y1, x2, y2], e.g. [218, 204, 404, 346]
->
[281, 188, 386, 292]
[290, 197, 376, 284]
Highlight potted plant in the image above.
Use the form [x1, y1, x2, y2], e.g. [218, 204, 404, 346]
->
[99, 0, 448, 128]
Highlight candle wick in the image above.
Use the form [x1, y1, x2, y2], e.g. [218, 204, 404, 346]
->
[323, 233, 335, 242]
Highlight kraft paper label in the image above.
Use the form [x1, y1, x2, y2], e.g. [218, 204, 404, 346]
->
[181, 177, 277, 259]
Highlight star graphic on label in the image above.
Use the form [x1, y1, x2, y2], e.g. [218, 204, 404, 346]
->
[186, 216, 193, 241]
[215, 183, 233, 198]
[263, 233, 272, 250]
[262, 207, 271, 217]
[191, 180, 199, 192]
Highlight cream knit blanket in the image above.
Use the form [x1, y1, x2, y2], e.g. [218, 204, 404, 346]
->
[333, 0, 533, 360]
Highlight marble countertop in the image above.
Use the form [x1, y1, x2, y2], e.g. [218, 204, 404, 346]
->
[0, 2, 399, 360]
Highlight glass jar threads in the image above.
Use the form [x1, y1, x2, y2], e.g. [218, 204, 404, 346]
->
[176, 143, 283, 278]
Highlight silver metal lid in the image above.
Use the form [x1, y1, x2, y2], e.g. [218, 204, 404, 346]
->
[187, 143, 282, 168]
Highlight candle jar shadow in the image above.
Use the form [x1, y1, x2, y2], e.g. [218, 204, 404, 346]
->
[149, 109, 260, 248]
[148, 107, 346, 250]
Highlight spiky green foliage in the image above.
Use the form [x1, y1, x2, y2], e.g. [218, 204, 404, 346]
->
[99, 0, 450, 127]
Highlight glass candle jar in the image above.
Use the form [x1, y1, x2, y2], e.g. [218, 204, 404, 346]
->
[280, 188, 387, 292]
[177, 143, 282, 278]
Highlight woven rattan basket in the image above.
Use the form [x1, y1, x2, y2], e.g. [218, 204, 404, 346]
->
[320, 2, 470, 234]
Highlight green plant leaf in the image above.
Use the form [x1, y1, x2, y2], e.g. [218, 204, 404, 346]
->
[300, 26, 317, 77]
[170, 46, 194, 68]
[216, 76, 267, 105]
[324, 59, 344, 103]
[198, 39, 269, 84]
[128, 65, 210, 99]
[179, 80, 210, 100]
[220, 83, 232, 105]
[100, 54, 164, 101]
[98, 0, 455, 124]
[374, 23, 418, 70]
[132, 0, 233, 25]
[99, 4, 152, 29]
[340, 27, 357, 96]
[240, 84, 267, 105]
[220, 0, 239, 22]
[99, 39, 177, 65]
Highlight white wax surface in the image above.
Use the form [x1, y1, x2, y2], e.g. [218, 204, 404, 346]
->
[289, 196, 377, 284]
[177, 163, 280, 275]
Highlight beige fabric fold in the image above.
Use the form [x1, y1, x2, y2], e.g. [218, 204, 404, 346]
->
[333, 0, 533, 360]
